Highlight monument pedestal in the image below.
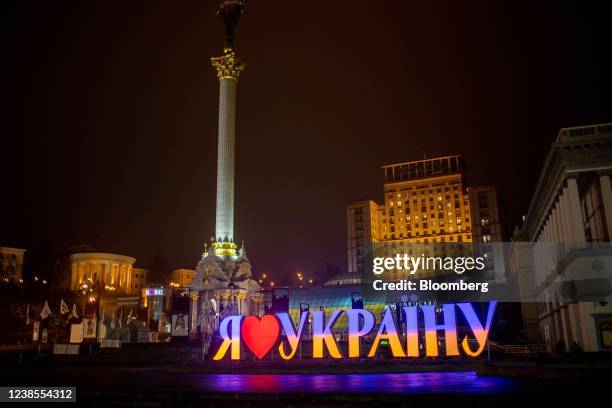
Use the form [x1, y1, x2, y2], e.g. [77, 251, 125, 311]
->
[189, 242, 261, 339]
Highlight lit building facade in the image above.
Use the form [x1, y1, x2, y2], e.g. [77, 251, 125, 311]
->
[379, 156, 472, 243]
[522, 123, 612, 352]
[347, 156, 496, 279]
[171, 268, 195, 287]
[69, 252, 143, 296]
[69, 252, 147, 317]
[0, 246, 26, 284]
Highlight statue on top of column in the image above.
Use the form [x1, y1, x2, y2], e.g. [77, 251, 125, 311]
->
[215, 0, 246, 51]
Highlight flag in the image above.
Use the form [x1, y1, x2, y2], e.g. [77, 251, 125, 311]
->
[71, 303, 79, 320]
[110, 310, 116, 329]
[127, 308, 133, 321]
[25, 303, 31, 326]
[60, 298, 69, 315]
[40, 300, 52, 320]
[118, 308, 123, 328]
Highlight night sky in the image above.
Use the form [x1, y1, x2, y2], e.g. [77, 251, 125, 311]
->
[6, 1, 611, 283]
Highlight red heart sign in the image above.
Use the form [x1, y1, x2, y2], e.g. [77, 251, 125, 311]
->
[241, 315, 280, 359]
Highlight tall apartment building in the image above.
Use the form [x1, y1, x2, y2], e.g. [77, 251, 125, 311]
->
[468, 185, 504, 244]
[467, 185, 506, 282]
[346, 201, 380, 274]
[347, 156, 512, 279]
[379, 155, 472, 244]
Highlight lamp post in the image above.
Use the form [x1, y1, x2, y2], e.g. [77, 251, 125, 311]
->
[86, 286, 101, 355]
[78, 278, 102, 354]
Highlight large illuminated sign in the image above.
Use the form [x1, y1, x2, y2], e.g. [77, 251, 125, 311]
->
[143, 288, 164, 296]
[213, 301, 497, 360]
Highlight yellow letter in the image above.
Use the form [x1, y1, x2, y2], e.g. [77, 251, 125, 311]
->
[212, 315, 242, 360]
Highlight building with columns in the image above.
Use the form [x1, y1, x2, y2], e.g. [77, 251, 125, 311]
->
[69, 252, 147, 316]
[521, 123, 612, 352]
[189, 1, 262, 345]
[69, 252, 142, 295]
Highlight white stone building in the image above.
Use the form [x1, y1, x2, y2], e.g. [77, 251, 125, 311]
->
[522, 123, 612, 351]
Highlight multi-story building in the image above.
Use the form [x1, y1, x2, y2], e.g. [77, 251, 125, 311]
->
[132, 268, 149, 292]
[347, 156, 498, 278]
[70, 252, 142, 295]
[521, 123, 612, 352]
[346, 201, 379, 274]
[0, 246, 26, 284]
[379, 155, 472, 244]
[170, 268, 195, 287]
[468, 185, 504, 244]
[506, 229, 544, 344]
[69, 252, 146, 316]
[467, 185, 506, 282]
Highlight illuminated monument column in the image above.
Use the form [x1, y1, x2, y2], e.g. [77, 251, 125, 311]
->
[190, 1, 261, 343]
[213, 53, 242, 242]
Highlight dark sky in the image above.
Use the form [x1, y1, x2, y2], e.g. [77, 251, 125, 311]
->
[6, 1, 611, 282]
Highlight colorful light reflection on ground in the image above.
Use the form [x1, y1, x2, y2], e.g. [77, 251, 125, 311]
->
[194, 372, 516, 394]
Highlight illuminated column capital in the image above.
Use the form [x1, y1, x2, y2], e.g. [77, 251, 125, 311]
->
[211, 50, 246, 81]
[234, 290, 247, 300]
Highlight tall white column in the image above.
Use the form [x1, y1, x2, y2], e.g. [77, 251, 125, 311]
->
[215, 78, 237, 242]
[599, 175, 612, 239]
[567, 178, 586, 242]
